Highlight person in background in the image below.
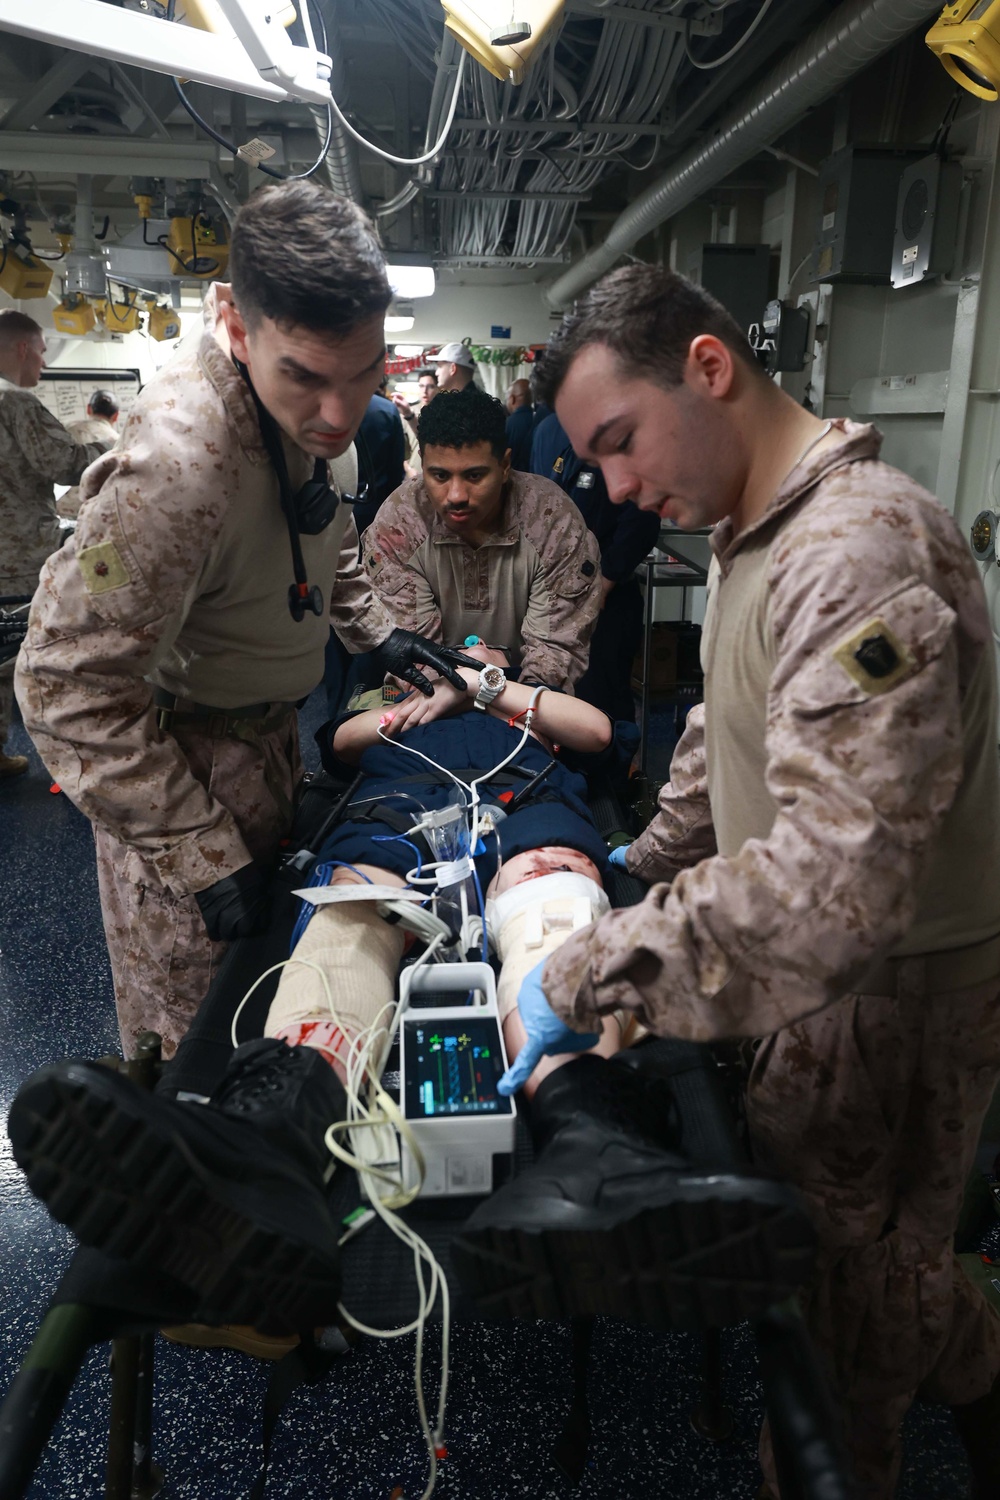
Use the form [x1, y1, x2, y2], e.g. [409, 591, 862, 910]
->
[531, 410, 660, 723]
[392, 369, 437, 478]
[426, 341, 476, 392]
[505, 377, 534, 472]
[0, 311, 113, 778]
[59, 390, 121, 520]
[364, 383, 602, 695]
[322, 374, 407, 715]
[352, 375, 406, 538]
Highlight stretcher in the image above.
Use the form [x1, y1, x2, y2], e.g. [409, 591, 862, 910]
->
[0, 768, 855, 1500]
[0, 595, 32, 668]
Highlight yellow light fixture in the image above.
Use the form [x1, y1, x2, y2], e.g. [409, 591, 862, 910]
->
[0, 243, 53, 300]
[100, 296, 142, 334]
[927, 0, 1000, 100]
[52, 298, 97, 337]
[146, 302, 183, 342]
[163, 215, 229, 279]
[440, 0, 564, 85]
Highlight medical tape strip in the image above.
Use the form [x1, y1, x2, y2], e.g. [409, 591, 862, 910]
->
[436, 855, 474, 887]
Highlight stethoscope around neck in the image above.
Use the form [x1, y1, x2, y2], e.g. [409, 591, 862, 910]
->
[234, 357, 368, 622]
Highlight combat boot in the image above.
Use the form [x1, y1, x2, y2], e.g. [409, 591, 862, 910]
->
[453, 1053, 816, 1331]
[0, 751, 28, 777]
[951, 1370, 1000, 1500]
[8, 1039, 346, 1333]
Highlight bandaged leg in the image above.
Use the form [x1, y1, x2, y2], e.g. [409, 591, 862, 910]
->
[266, 879, 405, 1079]
[488, 854, 630, 1095]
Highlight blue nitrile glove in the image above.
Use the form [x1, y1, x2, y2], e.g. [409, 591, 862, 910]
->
[498, 960, 601, 1095]
[608, 844, 631, 869]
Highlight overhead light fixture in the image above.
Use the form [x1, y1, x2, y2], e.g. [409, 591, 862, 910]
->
[392, 344, 425, 357]
[385, 316, 416, 333]
[385, 262, 436, 299]
[491, 19, 531, 43]
[927, 0, 1000, 99]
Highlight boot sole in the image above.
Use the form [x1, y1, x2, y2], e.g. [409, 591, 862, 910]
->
[9, 1067, 341, 1334]
[452, 1178, 816, 1329]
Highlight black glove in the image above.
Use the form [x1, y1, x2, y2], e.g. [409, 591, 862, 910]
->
[374, 628, 483, 696]
[195, 863, 271, 942]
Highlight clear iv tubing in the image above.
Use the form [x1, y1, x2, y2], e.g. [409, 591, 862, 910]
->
[375, 686, 546, 951]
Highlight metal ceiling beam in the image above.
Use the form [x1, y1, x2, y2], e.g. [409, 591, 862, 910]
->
[0, 0, 299, 103]
[0, 48, 91, 131]
[0, 132, 217, 178]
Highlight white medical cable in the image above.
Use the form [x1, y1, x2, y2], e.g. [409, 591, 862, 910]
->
[327, 52, 467, 167]
[229, 955, 450, 1497]
[685, 0, 776, 70]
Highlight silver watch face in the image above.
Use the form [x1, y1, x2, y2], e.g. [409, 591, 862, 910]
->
[481, 665, 505, 692]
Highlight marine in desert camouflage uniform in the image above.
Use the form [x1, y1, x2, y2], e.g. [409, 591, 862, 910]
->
[58, 391, 120, 519]
[363, 382, 601, 692]
[15, 183, 478, 1059]
[0, 310, 112, 774]
[519, 266, 1000, 1498]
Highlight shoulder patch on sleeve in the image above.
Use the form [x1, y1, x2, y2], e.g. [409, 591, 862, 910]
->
[832, 617, 915, 696]
[78, 539, 130, 595]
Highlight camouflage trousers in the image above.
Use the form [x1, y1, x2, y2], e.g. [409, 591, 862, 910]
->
[748, 960, 1000, 1499]
[95, 711, 302, 1061]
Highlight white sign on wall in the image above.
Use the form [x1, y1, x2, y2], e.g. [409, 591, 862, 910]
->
[35, 369, 142, 427]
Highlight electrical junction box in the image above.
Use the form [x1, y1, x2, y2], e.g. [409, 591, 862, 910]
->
[812, 147, 923, 284]
[891, 154, 962, 289]
[750, 299, 811, 374]
[397, 963, 516, 1199]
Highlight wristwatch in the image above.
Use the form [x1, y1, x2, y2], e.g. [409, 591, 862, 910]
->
[474, 663, 506, 711]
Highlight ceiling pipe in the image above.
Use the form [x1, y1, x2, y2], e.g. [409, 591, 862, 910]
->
[310, 0, 363, 202]
[546, 0, 944, 310]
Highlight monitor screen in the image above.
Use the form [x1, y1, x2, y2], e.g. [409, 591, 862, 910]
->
[403, 1015, 513, 1118]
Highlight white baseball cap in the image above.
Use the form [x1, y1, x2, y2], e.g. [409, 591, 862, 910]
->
[428, 342, 477, 369]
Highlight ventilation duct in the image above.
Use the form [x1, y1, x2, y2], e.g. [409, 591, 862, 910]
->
[546, 0, 945, 310]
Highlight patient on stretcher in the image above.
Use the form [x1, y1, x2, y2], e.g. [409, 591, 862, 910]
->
[8, 652, 814, 1338]
[267, 644, 635, 1096]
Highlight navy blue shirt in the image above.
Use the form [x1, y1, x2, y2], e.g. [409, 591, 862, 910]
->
[353, 393, 406, 537]
[530, 414, 660, 582]
[505, 405, 535, 474]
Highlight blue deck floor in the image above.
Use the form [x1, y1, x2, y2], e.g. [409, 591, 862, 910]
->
[0, 692, 976, 1498]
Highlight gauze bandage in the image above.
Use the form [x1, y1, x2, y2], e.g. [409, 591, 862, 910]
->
[266, 899, 405, 1043]
[488, 872, 610, 1023]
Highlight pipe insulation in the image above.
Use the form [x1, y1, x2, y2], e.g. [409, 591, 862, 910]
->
[545, 0, 945, 309]
[311, 1, 363, 202]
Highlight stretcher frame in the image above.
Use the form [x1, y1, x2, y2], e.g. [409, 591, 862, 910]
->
[0, 770, 855, 1500]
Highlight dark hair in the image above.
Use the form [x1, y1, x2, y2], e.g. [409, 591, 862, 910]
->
[229, 181, 392, 333]
[533, 264, 764, 406]
[0, 309, 42, 347]
[88, 389, 119, 419]
[417, 385, 508, 460]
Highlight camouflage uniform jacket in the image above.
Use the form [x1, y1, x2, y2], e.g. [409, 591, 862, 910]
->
[544, 421, 1000, 1038]
[362, 470, 601, 689]
[58, 416, 119, 519]
[0, 377, 111, 586]
[15, 285, 394, 898]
